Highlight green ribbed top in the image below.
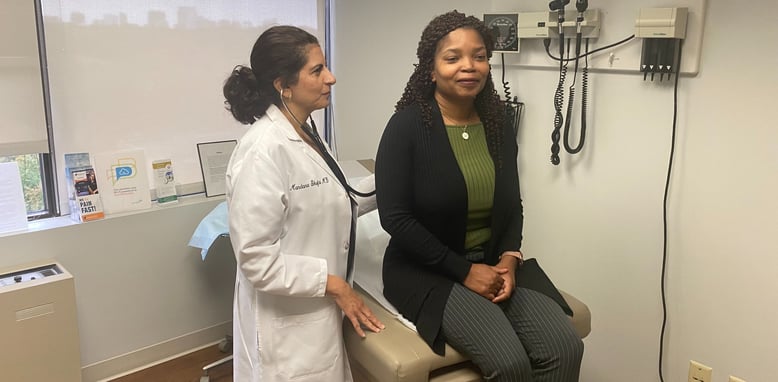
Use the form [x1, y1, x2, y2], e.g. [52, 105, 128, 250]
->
[445, 123, 495, 250]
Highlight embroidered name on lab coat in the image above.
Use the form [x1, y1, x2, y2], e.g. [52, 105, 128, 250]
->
[290, 176, 329, 191]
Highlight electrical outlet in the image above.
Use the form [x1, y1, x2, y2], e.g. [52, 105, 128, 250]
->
[728, 376, 746, 382]
[688, 360, 712, 382]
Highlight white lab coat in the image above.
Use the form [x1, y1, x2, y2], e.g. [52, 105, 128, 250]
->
[226, 105, 354, 382]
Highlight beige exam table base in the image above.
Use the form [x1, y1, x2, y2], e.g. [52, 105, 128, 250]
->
[345, 287, 590, 382]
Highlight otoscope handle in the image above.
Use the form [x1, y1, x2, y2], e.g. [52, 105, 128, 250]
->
[549, 0, 570, 11]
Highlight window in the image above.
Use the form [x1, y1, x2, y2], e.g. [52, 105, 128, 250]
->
[0, 155, 43, 213]
[1, 0, 55, 219]
[1, 0, 328, 222]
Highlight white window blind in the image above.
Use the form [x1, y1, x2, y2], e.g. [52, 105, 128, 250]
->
[0, 0, 49, 156]
[39, 0, 325, 209]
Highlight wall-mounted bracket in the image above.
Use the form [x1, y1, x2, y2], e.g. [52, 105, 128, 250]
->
[518, 9, 600, 39]
[635, 7, 689, 81]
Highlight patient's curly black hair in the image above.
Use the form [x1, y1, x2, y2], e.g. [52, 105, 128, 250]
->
[396, 10, 507, 165]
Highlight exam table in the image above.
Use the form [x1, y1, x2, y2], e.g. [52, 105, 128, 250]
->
[191, 201, 591, 382]
[346, 209, 591, 382]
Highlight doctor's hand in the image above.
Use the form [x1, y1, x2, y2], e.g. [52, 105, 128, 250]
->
[326, 275, 385, 338]
[463, 264, 508, 301]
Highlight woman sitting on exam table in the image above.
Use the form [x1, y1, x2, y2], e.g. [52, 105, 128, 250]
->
[223, 25, 383, 382]
[375, 11, 583, 382]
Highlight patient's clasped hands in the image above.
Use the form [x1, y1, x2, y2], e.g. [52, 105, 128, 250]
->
[463, 263, 508, 302]
[464, 255, 519, 304]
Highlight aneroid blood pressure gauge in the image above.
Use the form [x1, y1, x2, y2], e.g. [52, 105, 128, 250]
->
[483, 13, 519, 53]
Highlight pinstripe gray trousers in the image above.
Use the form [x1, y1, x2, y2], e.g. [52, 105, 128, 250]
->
[441, 283, 584, 381]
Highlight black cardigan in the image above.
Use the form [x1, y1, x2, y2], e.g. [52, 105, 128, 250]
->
[375, 102, 523, 355]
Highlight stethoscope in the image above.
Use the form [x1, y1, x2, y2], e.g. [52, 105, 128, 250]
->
[279, 90, 376, 198]
[279, 90, 369, 283]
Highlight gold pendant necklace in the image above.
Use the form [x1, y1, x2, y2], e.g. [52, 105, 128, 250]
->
[461, 125, 470, 140]
[443, 110, 476, 140]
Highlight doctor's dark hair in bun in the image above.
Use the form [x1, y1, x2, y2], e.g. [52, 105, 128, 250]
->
[223, 26, 319, 125]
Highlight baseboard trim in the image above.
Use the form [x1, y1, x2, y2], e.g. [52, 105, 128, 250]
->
[81, 321, 231, 382]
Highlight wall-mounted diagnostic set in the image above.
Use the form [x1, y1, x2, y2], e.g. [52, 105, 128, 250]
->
[484, 0, 697, 165]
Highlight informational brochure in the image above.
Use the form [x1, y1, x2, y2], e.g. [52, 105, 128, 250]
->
[93, 150, 151, 214]
[152, 159, 178, 205]
[63, 152, 105, 222]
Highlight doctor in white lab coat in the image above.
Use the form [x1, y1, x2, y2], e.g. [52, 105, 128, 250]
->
[222, 26, 383, 382]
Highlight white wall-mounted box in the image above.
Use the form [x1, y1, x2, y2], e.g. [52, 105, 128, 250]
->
[636, 7, 689, 38]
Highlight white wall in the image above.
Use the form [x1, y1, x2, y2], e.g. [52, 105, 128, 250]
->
[332, 1, 778, 381]
[0, 198, 233, 381]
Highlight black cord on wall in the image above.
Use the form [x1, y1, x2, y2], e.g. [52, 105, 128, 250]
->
[658, 39, 683, 382]
[545, 34, 635, 62]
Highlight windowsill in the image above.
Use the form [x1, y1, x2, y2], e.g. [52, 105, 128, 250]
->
[1, 193, 224, 239]
[2, 159, 373, 239]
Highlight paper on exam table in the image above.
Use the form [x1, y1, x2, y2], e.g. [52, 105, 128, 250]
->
[188, 201, 229, 260]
